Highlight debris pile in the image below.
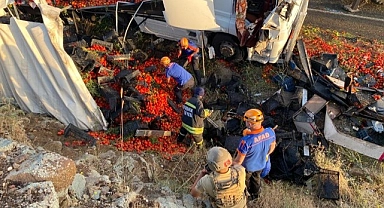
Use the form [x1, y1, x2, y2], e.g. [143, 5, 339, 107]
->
[58, 8, 384, 199]
[2, 1, 383, 204]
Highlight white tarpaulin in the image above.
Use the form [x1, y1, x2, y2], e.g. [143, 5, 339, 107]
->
[163, 0, 220, 31]
[0, 3, 108, 130]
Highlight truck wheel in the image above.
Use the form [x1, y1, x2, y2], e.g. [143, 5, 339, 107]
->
[212, 34, 245, 63]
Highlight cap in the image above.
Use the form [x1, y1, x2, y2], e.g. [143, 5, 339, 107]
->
[194, 87, 205, 96]
[207, 147, 232, 172]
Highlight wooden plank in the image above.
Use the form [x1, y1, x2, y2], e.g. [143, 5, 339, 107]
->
[135, 130, 172, 137]
[91, 39, 114, 51]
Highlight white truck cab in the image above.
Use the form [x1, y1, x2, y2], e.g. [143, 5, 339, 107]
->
[129, 0, 308, 64]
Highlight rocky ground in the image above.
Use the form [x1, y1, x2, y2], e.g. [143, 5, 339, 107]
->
[0, 113, 211, 208]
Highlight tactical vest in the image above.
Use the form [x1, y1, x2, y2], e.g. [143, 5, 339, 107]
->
[209, 167, 246, 208]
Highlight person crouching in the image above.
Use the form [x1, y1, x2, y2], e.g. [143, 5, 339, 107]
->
[161, 56, 195, 104]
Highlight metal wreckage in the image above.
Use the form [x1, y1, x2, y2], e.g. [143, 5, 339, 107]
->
[65, 37, 384, 201]
[2, 0, 383, 202]
[201, 40, 384, 200]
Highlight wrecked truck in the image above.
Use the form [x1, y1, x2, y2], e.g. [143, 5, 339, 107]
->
[119, 0, 308, 63]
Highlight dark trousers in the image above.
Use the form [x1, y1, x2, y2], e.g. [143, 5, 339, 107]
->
[174, 77, 195, 103]
[177, 126, 203, 144]
[180, 55, 202, 85]
[246, 170, 262, 200]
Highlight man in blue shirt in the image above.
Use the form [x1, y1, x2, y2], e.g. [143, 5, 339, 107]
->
[177, 37, 203, 86]
[233, 109, 276, 201]
[161, 56, 195, 104]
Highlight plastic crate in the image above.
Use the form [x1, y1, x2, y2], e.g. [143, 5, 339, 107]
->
[272, 74, 296, 92]
[64, 124, 96, 146]
[90, 39, 113, 51]
[317, 169, 340, 200]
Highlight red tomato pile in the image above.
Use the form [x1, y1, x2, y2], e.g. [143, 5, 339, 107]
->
[302, 26, 384, 89]
[60, 27, 384, 159]
[60, 44, 191, 159]
[115, 137, 188, 160]
[48, 0, 139, 8]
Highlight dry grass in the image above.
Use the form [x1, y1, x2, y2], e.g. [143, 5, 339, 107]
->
[239, 62, 280, 103]
[152, 145, 208, 194]
[235, 145, 383, 208]
[257, 180, 323, 208]
[316, 146, 384, 208]
[0, 98, 30, 145]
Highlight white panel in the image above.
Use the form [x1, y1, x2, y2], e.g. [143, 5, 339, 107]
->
[324, 105, 384, 161]
[163, 0, 220, 31]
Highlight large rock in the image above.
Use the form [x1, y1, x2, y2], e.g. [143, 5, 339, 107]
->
[70, 173, 86, 200]
[16, 181, 60, 208]
[0, 138, 17, 152]
[5, 151, 76, 197]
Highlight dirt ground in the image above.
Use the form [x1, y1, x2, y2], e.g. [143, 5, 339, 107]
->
[24, 112, 206, 176]
[2, 0, 383, 207]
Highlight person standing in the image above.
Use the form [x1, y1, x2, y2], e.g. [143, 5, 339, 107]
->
[177, 37, 203, 85]
[191, 146, 247, 208]
[161, 56, 195, 104]
[232, 109, 276, 201]
[177, 87, 211, 148]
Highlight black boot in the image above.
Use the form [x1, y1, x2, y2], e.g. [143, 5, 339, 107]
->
[177, 133, 186, 144]
[177, 128, 188, 144]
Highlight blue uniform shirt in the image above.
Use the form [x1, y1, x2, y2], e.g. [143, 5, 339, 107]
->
[180, 39, 198, 56]
[237, 127, 276, 172]
[165, 62, 192, 85]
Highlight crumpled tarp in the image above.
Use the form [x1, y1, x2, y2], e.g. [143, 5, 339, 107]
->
[0, 2, 108, 131]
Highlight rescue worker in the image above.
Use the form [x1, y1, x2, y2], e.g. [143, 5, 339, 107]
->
[191, 146, 247, 208]
[232, 109, 276, 201]
[177, 87, 211, 148]
[177, 37, 203, 86]
[161, 56, 195, 104]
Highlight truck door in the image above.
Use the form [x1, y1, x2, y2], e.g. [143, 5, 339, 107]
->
[134, 16, 200, 43]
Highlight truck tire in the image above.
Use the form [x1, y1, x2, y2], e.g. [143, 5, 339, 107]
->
[212, 34, 245, 63]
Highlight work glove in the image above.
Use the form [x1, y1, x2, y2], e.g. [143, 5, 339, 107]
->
[204, 109, 213, 117]
[243, 128, 251, 136]
[187, 55, 193, 63]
